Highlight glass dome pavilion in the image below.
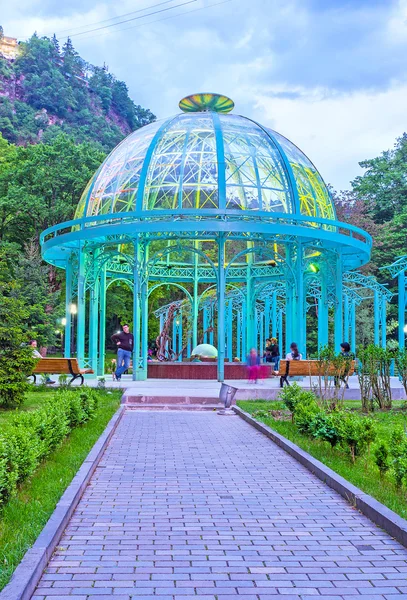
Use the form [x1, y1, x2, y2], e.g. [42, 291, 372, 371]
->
[41, 93, 372, 380]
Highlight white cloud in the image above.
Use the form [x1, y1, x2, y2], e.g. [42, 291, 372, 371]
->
[254, 84, 407, 189]
[1, 0, 406, 192]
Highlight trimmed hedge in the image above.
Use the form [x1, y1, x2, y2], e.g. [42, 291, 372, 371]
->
[278, 383, 377, 463]
[0, 388, 98, 506]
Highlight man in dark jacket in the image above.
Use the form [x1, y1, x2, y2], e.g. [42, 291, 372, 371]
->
[111, 324, 134, 381]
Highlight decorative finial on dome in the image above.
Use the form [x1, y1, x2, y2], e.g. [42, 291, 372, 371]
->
[179, 93, 234, 114]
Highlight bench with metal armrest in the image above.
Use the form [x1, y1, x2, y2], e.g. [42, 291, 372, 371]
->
[279, 359, 356, 388]
[30, 358, 94, 385]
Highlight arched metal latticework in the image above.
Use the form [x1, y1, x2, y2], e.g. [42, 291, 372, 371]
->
[40, 93, 373, 381]
[382, 256, 407, 349]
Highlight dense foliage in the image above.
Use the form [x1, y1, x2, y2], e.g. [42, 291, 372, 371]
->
[0, 33, 155, 149]
[0, 388, 99, 505]
[0, 252, 36, 407]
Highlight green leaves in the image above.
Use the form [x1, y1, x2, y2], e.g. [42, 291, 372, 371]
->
[0, 388, 100, 506]
[2, 34, 155, 149]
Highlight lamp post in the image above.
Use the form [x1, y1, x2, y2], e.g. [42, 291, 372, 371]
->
[60, 317, 67, 356]
[70, 304, 77, 356]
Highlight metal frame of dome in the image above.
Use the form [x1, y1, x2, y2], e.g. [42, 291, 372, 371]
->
[40, 95, 374, 381]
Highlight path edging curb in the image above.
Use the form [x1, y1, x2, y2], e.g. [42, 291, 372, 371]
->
[0, 405, 125, 600]
[234, 406, 407, 548]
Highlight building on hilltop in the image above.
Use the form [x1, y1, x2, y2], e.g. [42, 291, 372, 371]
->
[0, 35, 20, 60]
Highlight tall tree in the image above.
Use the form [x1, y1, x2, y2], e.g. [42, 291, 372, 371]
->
[351, 134, 407, 223]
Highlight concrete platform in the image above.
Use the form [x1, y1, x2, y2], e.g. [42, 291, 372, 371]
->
[74, 374, 407, 402]
[34, 372, 407, 402]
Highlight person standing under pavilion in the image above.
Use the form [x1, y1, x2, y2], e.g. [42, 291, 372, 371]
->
[111, 324, 134, 381]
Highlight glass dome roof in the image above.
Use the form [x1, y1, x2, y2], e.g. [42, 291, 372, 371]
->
[74, 107, 335, 222]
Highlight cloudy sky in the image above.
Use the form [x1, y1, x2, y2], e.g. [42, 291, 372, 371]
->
[2, 0, 406, 190]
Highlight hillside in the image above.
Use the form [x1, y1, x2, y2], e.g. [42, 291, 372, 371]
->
[0, 31, 155, 150]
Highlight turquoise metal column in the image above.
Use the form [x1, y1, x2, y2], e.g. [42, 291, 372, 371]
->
[77, 246, 86, 367]
[177, 310, 183, 361]
[285, 246, 293, 355]
[187, 332, 191, 357]
[398, 271, 405, 350]
[374, 290, 380, 346]
[242, 299, 247, 359]
[381, 296, 387, 349]
[226, 301, 233, 361]
[132, 237, 141, 381]
[237, 310, 241, 360]
[294, 243, 305, 356]
[318, 267, 329, 350]
[303, 308, 307, 358]
[192, 245, 199, 350]
[343, 293, 349, 343]
[97, 264, 106, 376]
[334, 253, 343, 352]
[351, 298, 356, 354]
[140, 268, 148, 378]
[246, 252, 255, 351]
[217, 234, 226, 382]
[203, 307, 208, 343]
[264, 297, 271, 340]
[64, 256, 72, 357]
[89, 267, 99, 373]
[271, 292, 277, 337]
[172, 314, 177, 355]
[278, 310, 283, 350]
[259, 309, 264, 357]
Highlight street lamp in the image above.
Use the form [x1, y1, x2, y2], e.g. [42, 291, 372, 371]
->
[59, 318, 67, 356]
[70, 304, 77, 355]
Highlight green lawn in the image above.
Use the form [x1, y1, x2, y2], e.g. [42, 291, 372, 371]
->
[0, 387, 121, 590]
[0, 389, 54, 424]
[237, 399, 407, 520]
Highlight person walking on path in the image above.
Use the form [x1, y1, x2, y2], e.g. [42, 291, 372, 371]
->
[246, 348, 261, 383]
[111, 324, 134, 381]
[335, 341, 352, 389]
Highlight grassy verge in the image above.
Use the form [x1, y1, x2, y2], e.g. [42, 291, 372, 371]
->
[237, 400, 407, 520]
[0, 388, 121, 590]
[0, 388, 53, 424]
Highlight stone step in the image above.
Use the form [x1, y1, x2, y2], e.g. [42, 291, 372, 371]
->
[125, 404, 222, 411]
[123, 394, 224, 406]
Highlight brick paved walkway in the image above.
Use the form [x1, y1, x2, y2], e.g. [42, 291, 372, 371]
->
[33, 411, 407, 600]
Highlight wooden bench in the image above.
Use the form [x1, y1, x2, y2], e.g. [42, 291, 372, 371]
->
[30, 358, 94, 385]
[279, 359, 356, 388]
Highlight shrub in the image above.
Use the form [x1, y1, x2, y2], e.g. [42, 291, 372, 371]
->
[389, 428, 407, 459]
[374, 442, 390, 478]
[309, 412, 342, 447]
[0, 291, 37, 408]
[357, 345, 394, 411]
[295, 397, 321, 435]
[280, 384, 319, 417]
[393, 456, 407, 488]
[395, 349, 407, 399]
[337, 413, 376, 463]
[58, 373, 69, 387]
[279, 382, 303, 415]
[0, 388, 101, 508]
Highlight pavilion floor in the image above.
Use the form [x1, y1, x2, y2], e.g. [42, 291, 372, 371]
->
[35, 375, 407, 402]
